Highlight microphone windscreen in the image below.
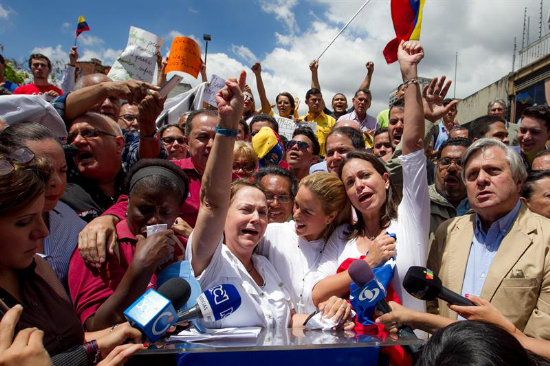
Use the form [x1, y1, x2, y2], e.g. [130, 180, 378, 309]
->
[402, 266, 442, 300]
[202, 284, 242, 321]
[157, 277, 191, 310]
[348, 260, 375, 287]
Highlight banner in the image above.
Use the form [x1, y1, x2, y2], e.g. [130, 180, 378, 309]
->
[275, 116, 317, 140]
[108, 26, 163, 83]
[165, 37, 202, 78]
[204, 74, 226, 107]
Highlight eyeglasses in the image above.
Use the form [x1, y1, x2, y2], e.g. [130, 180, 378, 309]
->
[67, 127, 117, 144]
[161, 136, 185, 144]
[232, 163, 256, 174]
[244, 94, 254, 102]
[0, 147, 36, 176]
[121, 114, 138, 121]
[439, 157, 462, 168]
[286, 140, 309, 151]
[265, 193, 291, 204]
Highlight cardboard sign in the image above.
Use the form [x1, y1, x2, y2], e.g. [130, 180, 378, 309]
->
[275, 116, 317, 140]
[108, 26, 163, 83]
[165, 37, 201, 78]
[204, 74, 226, 107]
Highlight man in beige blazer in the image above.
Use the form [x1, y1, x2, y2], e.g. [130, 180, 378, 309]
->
[428, 138, 550, 340]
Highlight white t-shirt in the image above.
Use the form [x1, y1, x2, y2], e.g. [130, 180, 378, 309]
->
[186, 233, 292, 329]
[258, 221, 347, 314]
[315, 149, 430, 313]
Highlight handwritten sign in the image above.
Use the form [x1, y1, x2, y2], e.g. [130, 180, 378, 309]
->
[275, 116, 317, 140]
[204, 74, 226, 107]
[165, 37, 201, 78]
[108, 26, 163, 83]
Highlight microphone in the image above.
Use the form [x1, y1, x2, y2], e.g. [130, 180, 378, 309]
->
[124, 277, 191, 342]
[177, 284, 242, 323]
[348, 260, 421, 354]
[403, 266, 474, 306]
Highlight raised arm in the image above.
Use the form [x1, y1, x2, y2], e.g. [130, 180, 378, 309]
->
[251, 63, 271, 114]
[310, 59, 320, 90]
[398, 41, 425, 156]
[64, 80, 159, 121]
[191, 71, 246, 276]
[357, 61, 374, 90]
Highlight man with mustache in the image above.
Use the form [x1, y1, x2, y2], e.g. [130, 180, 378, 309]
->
[429, 137, 470, 242]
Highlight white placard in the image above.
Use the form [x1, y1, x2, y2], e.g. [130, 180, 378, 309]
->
[108, 26, 163, 83]
[204, 74, 226, 107]
[275, 116, 317, 140]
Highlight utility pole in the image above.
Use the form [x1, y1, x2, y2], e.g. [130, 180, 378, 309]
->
[454, 52, 458, 98]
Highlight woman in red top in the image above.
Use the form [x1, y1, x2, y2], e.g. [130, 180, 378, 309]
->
[69, 159, 190, 331]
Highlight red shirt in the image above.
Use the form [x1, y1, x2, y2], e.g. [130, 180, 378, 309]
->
[68, 219, 184, 325]
[104, 157, 202, 227]
[13, 83, 63, 96]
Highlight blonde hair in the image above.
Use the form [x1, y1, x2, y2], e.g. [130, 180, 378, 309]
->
[299, 172, 351, 241]
[233, 141, 258, 165]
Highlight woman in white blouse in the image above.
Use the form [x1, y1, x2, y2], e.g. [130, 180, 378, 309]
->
[312, 40, 431, 314]
[188, 72, 307, 329]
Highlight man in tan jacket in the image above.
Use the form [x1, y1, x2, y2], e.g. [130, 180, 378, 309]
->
[428, 138, 550, 340]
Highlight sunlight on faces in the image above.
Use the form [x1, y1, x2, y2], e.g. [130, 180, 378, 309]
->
[518, 117, 550, 156]
[293, 186, 336, 241]
[325, 133, 355, 174]
[352, 91, 371, 117]
[464, 146, 521, 223]
[225, 186, 269, 257]
[69, 114, 124, 181]
[276, 95, 292, 118]
[127, 186, 180, 236]
[188, 114, 217, 174]
[260, 175, 293, 223]
[161, 126, 187, 160]
[30, 58, 50, 80]
[118, 104, 139, 131]
[0, 195, 48, 270]
[332, 94, 348, 114]
[286, 134, 316, 169]
[25, 139, 67, 212]
[341, 158, 389, 217]
[306, 94, 323, 115]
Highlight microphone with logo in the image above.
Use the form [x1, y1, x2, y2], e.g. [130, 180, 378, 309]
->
[177, 283, 242, 324]
[124, 277, 191, 342]
[403, 266, 474, 306]
[348, 260, 421, 353]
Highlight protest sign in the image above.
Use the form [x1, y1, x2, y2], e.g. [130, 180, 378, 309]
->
[165, 37, 201, 78]
[108, 26, 163, 83]
[275, 116, 317, 140]
[204, 74, 226, 107]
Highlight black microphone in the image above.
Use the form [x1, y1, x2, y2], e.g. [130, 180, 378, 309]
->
[348, 260, 422, 354]
[403, 266, 474, 306]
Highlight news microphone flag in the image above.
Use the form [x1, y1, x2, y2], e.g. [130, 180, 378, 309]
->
[76, 16, 90, 37]
[383, 0, 426, 64]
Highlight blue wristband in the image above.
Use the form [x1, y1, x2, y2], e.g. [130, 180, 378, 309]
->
[215, 126, 238, 137]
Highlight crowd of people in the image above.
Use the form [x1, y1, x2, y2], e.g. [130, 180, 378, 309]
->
[0, 37, 549, 366]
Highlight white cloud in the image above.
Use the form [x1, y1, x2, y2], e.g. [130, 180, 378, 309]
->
[230, 44, 257, 65]
[0, 4, 14, 19]
[167, 30, 185, 39]
[78, 34, 104, 47]
[260, 0, 299, 35]
[188, 7, 198, 14]
[61, 22, 70, 29]
[31, 45, 68, 68]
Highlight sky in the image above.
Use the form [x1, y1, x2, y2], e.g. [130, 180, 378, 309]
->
[1, 0, 549, 115]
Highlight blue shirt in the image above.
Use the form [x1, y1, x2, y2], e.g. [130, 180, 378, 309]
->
[461, 200, 522, 298]
[433, 122, 449, 151]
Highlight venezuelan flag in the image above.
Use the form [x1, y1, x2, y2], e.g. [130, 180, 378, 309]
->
[383, 0, 426, 64]
[75, 16, 90, 37]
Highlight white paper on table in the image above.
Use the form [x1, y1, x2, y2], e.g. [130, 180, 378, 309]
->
[167, 327, 262, 342]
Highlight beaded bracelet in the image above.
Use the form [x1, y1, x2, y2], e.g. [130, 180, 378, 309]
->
[84, 340, 102, 364]
[215, 126, 238, 137]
